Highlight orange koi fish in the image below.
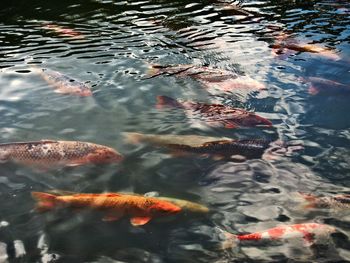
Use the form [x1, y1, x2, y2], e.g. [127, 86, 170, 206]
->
[302, 77, 350, 95]
[156, 95, 272, 129]
[0, 140, 123, 169]
[32, 68, 92, 96]
[32, 192, 181, 226]
[147, 64, 265, 94]
[219, 223, 336, 249]
[298, 192, 350, 210]
[271, 33, 340, 61]
[42, 24, 84, 39]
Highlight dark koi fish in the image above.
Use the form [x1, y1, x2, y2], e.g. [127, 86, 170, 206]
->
[0, 140, 123, 169]
[123, 132, 271, 159]
[156, 95, 272, 129]
[32, 192, 181, 226]
[299, 192, 350, 210]
[32, 67, 92, 96]
[147, 64, 265, 94]
[219, 223, 336, 249]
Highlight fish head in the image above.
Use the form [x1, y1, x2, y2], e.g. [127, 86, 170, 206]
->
[240, 113, 272, 127]
[148, 200, 181, 217]
[87, 148, 124, 164]
[0, 150, 10, 163]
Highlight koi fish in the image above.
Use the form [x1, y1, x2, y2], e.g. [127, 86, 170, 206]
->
[303, 77, 350, 95]
[271, 33, 340, 61]
[219, 223, 336, 249]
[31, 192, 181, 226]
[298, 192, 350, 210]
[211, 0, 253, 16]
[48, 190, 209, 214]
[156, 196, 209, 214]
[123, 132, 271, 159]
[147, 64, 265, 94]
[32, 68, 92, 96]
[156, 95, 272, 129]
[42, 24, 84, 39]
[0, 140, 123, 169]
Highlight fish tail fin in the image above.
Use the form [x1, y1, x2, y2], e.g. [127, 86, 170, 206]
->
[31, 192, 59, 211]
[122, 132, 144, 144]
[216, 227, 239, 250]
[156, 95, 183, 109]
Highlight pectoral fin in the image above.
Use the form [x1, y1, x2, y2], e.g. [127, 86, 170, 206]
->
[102, 212, 123, 222]
[130, 216, 152, 226]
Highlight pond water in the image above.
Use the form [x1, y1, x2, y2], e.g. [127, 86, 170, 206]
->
[0, 0, 350, 262]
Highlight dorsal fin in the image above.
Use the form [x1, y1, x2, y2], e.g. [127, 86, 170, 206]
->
[0, 140, 58, 147]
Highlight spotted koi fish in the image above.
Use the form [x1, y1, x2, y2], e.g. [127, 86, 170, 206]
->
[32, 67, 92, 96]
[302, 77, 350, 95]
[123, 132, 271, 159]
[156, 95, 272, 129]
[299, 192, 350, 210]
[42, 24, 84, 39]
[219, 223, 336, 249]
[0, 140, 123, 169]
[147, 64, 265, 94]
[32, 192, 181, 226]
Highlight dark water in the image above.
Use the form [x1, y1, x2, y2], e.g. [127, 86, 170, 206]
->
[0, 0, 350, 262]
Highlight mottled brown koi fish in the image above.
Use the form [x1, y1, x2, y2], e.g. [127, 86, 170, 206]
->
[32, 192, 181, 226]
[32, 67, 92, 96]
[0, 140, 123, 169]
[156, 95, 272, 129]
[147, 64, 265, 94]
[299, 192, 350, 210]
[123, 132, 271, 159]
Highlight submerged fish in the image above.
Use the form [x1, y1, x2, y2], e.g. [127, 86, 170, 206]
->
[42, 24, 84, 39]
[123, 132, 270, 159]
[271, 33, 341, 61]
[147, 64, 265, 94]
[0, 140, 123, 169]
[32, 68, 92, 96]
[299, 192, 350, 210]
[219, 223, 336, 249]
[32, 192, 181, 226]
[156, 95, 272, 129]
[303, 77, 350, 95]
[156, 196, 209, 214]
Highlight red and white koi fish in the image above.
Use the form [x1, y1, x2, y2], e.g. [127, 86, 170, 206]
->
[32, 192, 181, 226]
[156, 95, 272, 129]
[219, 223, 336, 249]
[32, 67, 92, 96]
[147, 64, 266, 94]
[302, 77, 350, 95]
[298, 192, 350, 210]
[42, 24, 84, 39]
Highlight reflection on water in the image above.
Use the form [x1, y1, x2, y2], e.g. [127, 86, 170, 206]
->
[0, 0, 350, 262]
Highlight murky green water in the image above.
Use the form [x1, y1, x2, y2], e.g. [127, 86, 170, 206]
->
[0, 0, 350, 262]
